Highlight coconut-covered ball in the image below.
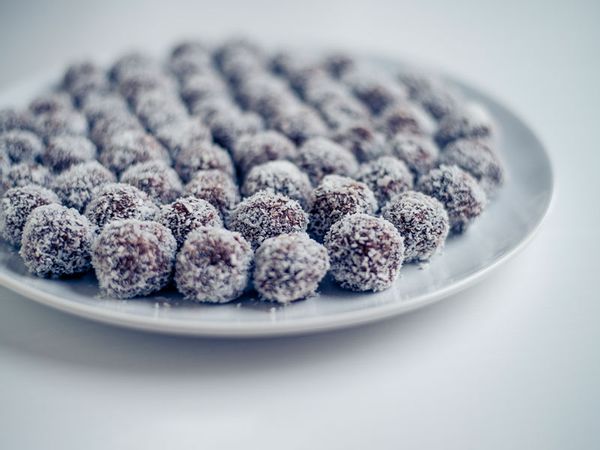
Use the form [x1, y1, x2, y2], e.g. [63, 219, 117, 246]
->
[175, 227, 253, 303]
[228, 191, 308, 248]
[84, 183, 158, 228]
[325, 213, 405, 292]
[99, 130, 169, 175]
[184, 169, 240, 219]
[434, 105, 494, 148]
[207, 109, 264, 151]
[389, 134, 440, 176]
[294, 137, 358, 185]
[308, 175, 377, 241]
[0, 185, 60, 246]
[417, 164, 487, 234]
[1, 163, 52, 194]
[29, 92, 73, 116]
[174, 142, 235, 183]
[120, 161, 183, 205]
[153, 119, 211, 160]
[0, 108, 36, 133]
[241, 160, 312, 209]
[330, 123, 388, 162]
[0, 130, 44, 163]
[233, 131, 296, 175]
[253, 233, 329, 304]
[440, 139, 505, 196]
[19, 204, 95, 277]
[89, 112, 142, 149]
[42, 135, 96, 172]
[382, 191, 449, 263]
[355, 156, 414, 207]
[91, 219, 177, 298]
[157, 196, 222, 248]
[34, 110, 88, 139]
[51, 161, 116, 212]
[271, 106, 328, 145]
[376, 102, 433, 137]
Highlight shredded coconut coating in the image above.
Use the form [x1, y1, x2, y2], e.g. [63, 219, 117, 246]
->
[110, 52, 158, 82]
[228, 191, 308, 248]
[174, 142, 234, 183]
[175, 227, 253, 303]
[0, 108, 37, 133]
[295, 137, 359, 185]
[51, 161, 116, 212]
[233, 131, 296, 175]
[253, 233, 330, 303]
[42, 135, 96, 172]
[270, 106, 328, 145]
[89, 113, 142, 149]
[342, 68, 408, 115]
[99, 130, 170, 175]
[355, 156, 414, 207]
[440, 139, 505, 196]
[0, 130, 44, 163]
[417, 164, 487, 234]
[132, 90, 188, 132]
[84, 182, 158, 228]
[29, 92, 73, 116]
[325, 213, 404, 292]
[242, 160, 312, 209]
[153, 119, 211, 160]
[79, 92, 128, 124]
[0, 185, 60, 246]
[157, 196, 223, 248]
[330, 123, 388, 162]
[207, 109, 264, 151]
[382, 191, 449, 262]
[184, 169, 240, 219]
[1, 162, 52, 194]
[308, 174, 377, 241]
[34, 110, 88, 139]
[376, 101, 434, 137]
[19, 204, 94, 277]
[120, 161, 183, 204]
[389, 133, 440, 176]
[91, 219, 177, 298]
[434, 104, 494, 148]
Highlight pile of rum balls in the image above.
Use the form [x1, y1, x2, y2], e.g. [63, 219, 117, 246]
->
[0, 38, 504, 304]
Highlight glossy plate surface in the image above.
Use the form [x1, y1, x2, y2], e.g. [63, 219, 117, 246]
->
[0, 59, 554, 337]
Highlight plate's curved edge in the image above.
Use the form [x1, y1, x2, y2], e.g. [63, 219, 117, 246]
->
[0, 58, 555, 338]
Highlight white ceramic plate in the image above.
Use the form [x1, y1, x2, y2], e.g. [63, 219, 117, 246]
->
[0, 59, 553, 337]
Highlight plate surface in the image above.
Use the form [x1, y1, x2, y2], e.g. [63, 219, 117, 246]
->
[0, 59, 553, 337]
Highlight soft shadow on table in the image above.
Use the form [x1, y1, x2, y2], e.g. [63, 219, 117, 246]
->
[0, 259, 521, 379]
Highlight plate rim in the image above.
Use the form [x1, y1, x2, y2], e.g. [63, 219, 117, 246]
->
[0, 59, 555, 338]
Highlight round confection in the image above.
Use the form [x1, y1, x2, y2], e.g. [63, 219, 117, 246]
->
[416, 84, 462, 121]
[153, 119, 211, 159]
[376, 102, 433, 137]
[417, 164, 487, 234]
[184, 169, 240, 219]
[271, 106, 328, 145]
[318, 96, 370, 129]
[51, 161, 116, 212]
[342, 69, 407, 115]
[180, 73, 229, 108]
[110, 52, 158, 82]
[294, 137, 358, 185]
[325, 213, 405, 292]
[91, 219, 177, 298]
[99, 130, 169, 175]
[228, 191, 308, 248]
[84, 182, 158, 228]
[157, 196, 222, 248]
[19, 204, 94, 277]
[174, 142, 234, 183]
[241, 160, 312, 209]
[389, 134, 440, 176]
[62, 61, 105, 91]
[80, 92, 129, 125]
[1, 163, 52, 194]
[42, 135, 96, 172]
[34, 110, 88, 139]
[120, 161, 183, 204]
[434, 105, 494, 148]
[440, 139, 505, 196]
[0, 185, 60, 246]
[0, 108, 36, 133]
[355, 156, 414, 207]
[207, 109, 264, 151]
[233, 131, 296, 175]
[330, 123, 388, 162]
[118, 72, 176, 104]
[89, 113, 142, 149]
[28, 92, 73, 116]
[382, 191, 449, 262]
[253, 233, 330, 304]
[132, 90, 188, 132]
[308, 174, 377, 241]
[175, 226, 253, 303]
[0, 130, 44, 163]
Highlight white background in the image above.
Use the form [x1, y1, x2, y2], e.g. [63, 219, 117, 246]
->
[0, 0, 599, 448]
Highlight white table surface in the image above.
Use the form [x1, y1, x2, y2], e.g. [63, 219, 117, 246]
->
[1, 1, 598, 448]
